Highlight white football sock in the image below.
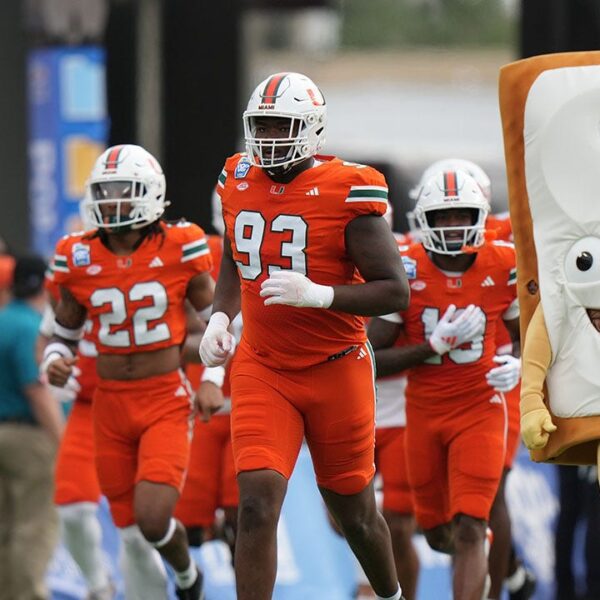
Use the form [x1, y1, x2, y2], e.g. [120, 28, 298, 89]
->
[376, 583, 402, 599]
[505, 564, 527, 592]
[119, 525, 168, 600]
[174, 558, 198, 589]
[58, 502, 109, 592]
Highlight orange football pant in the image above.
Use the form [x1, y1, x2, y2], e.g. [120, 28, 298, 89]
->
[230, 342, 376, 495]
[175, 414, 238, 528]
[54, 400, 101, 505]
[405, 394, 506, 530]
[93, 370, 193, 527]
[375, 426, 414, 514]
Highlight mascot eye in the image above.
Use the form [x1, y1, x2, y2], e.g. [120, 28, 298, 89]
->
[565, 237, 600, 284]
[576, 251, 593, 271]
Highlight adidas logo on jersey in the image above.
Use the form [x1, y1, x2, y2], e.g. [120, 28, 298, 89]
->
[305, 187, 320, 196]
[149, 256, 164, 268]
[481, 276, 495, 287]
[489, 393, 503, 405]
[357, 347, 367, 360]
[174, 385, 187, 397]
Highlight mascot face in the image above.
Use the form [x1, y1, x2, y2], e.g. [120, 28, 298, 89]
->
[524, 65, 600, 416]
[525, 67, 600, 335]
[563, 236, 600, 329]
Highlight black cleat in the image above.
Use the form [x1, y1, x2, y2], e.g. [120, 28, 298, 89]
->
[509, 568, 536, 600]
[175, 567, 204, 600]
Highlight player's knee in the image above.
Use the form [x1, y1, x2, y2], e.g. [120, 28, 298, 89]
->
[453, 514, 486, 547]
[238, 495, 279, 532]
[424, 524, 453, 554]
[137, 514, 176, 546]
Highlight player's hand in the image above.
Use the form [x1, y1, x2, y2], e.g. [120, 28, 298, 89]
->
[521, 408, 557, 450]
[486, 355, 521, 392]
[194, 381, 225, 423]
[199, 312, 236, 367]
[45, 356, 77, 388]
[428, 304, 485, 355]
[49, 366, 82, 403]
[260, 270, 334, 308]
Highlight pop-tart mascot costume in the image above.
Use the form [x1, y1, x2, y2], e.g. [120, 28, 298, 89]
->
[499, 51, 600, 482]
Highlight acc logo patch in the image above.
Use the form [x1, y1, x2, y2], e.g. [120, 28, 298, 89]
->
[72, 243, 91, 267]
[401, 255, 417, 279]
[235, 157, 251, 179]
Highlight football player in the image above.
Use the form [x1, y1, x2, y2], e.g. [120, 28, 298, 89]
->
[42, 144, 214, 600]
[200, 71, 409, 600]
[369, 169, 521, 600]
[177, 231, 239, 559]
[410, 158, 534, 600]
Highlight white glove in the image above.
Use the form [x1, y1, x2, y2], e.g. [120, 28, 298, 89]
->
[428, 304, 485, 355]
[259, 270, 334, 308]
[486, 354, 521, 392]
[199, 312, 236, 367]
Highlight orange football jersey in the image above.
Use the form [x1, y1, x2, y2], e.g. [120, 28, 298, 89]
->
[52, 221, 212, 355]
[400, 241, 517, 407]
[217, 153, 389, 369]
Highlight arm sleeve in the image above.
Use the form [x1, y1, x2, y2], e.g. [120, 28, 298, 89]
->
[179, 223, 214, 275]
[520, 302, 552, 417]
[50, 236, 72, 287]
[344, 166, 389, 219]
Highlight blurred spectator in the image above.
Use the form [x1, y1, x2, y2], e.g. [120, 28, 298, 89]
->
[0, 255, 64, 600]
[0, 255, 15, 308]
[555, 465, 600, 600]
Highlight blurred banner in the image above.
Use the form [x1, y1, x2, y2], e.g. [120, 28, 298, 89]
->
[47, 444, 559, 600]
[27, 46, 107, 257]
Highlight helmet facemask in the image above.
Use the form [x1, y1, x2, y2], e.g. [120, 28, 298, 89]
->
[419, 207, 486, 255]
[86, 180, 154, 231]
[243, 112, 323, 170]
[243, 72, 327, 172]
[415, 170, 490, 256]
[81, 145, 168, 232]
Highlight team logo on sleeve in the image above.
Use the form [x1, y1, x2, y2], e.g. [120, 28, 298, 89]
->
[72, 243, 91, 267]
[235, 157, 251, 179]
[401, 255, 417, 279]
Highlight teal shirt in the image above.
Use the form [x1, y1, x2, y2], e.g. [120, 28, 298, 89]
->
[0, 300, 42, 423]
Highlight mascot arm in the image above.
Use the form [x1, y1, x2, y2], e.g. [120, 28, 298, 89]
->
[520, 303, 557, 449]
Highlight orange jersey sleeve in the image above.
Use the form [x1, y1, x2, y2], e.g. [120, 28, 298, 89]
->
[400, 241, 517, 407]
[218, 153, 389, 369]
[52, 222, 212, 355]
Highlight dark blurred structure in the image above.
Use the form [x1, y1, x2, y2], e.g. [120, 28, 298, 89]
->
[106, 1, 241, 232]
[0, 2, 28, 254]
[521, 0, 600, 57]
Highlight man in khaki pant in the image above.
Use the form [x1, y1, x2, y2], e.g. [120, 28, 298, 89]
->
[0, 256, 64, 600]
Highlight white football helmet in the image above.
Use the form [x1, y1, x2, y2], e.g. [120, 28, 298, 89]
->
[414, 169, 490, 255]
[81, 144, 168, 230]
[409, 158, 492, 201]
[243, 72, 327, 170]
